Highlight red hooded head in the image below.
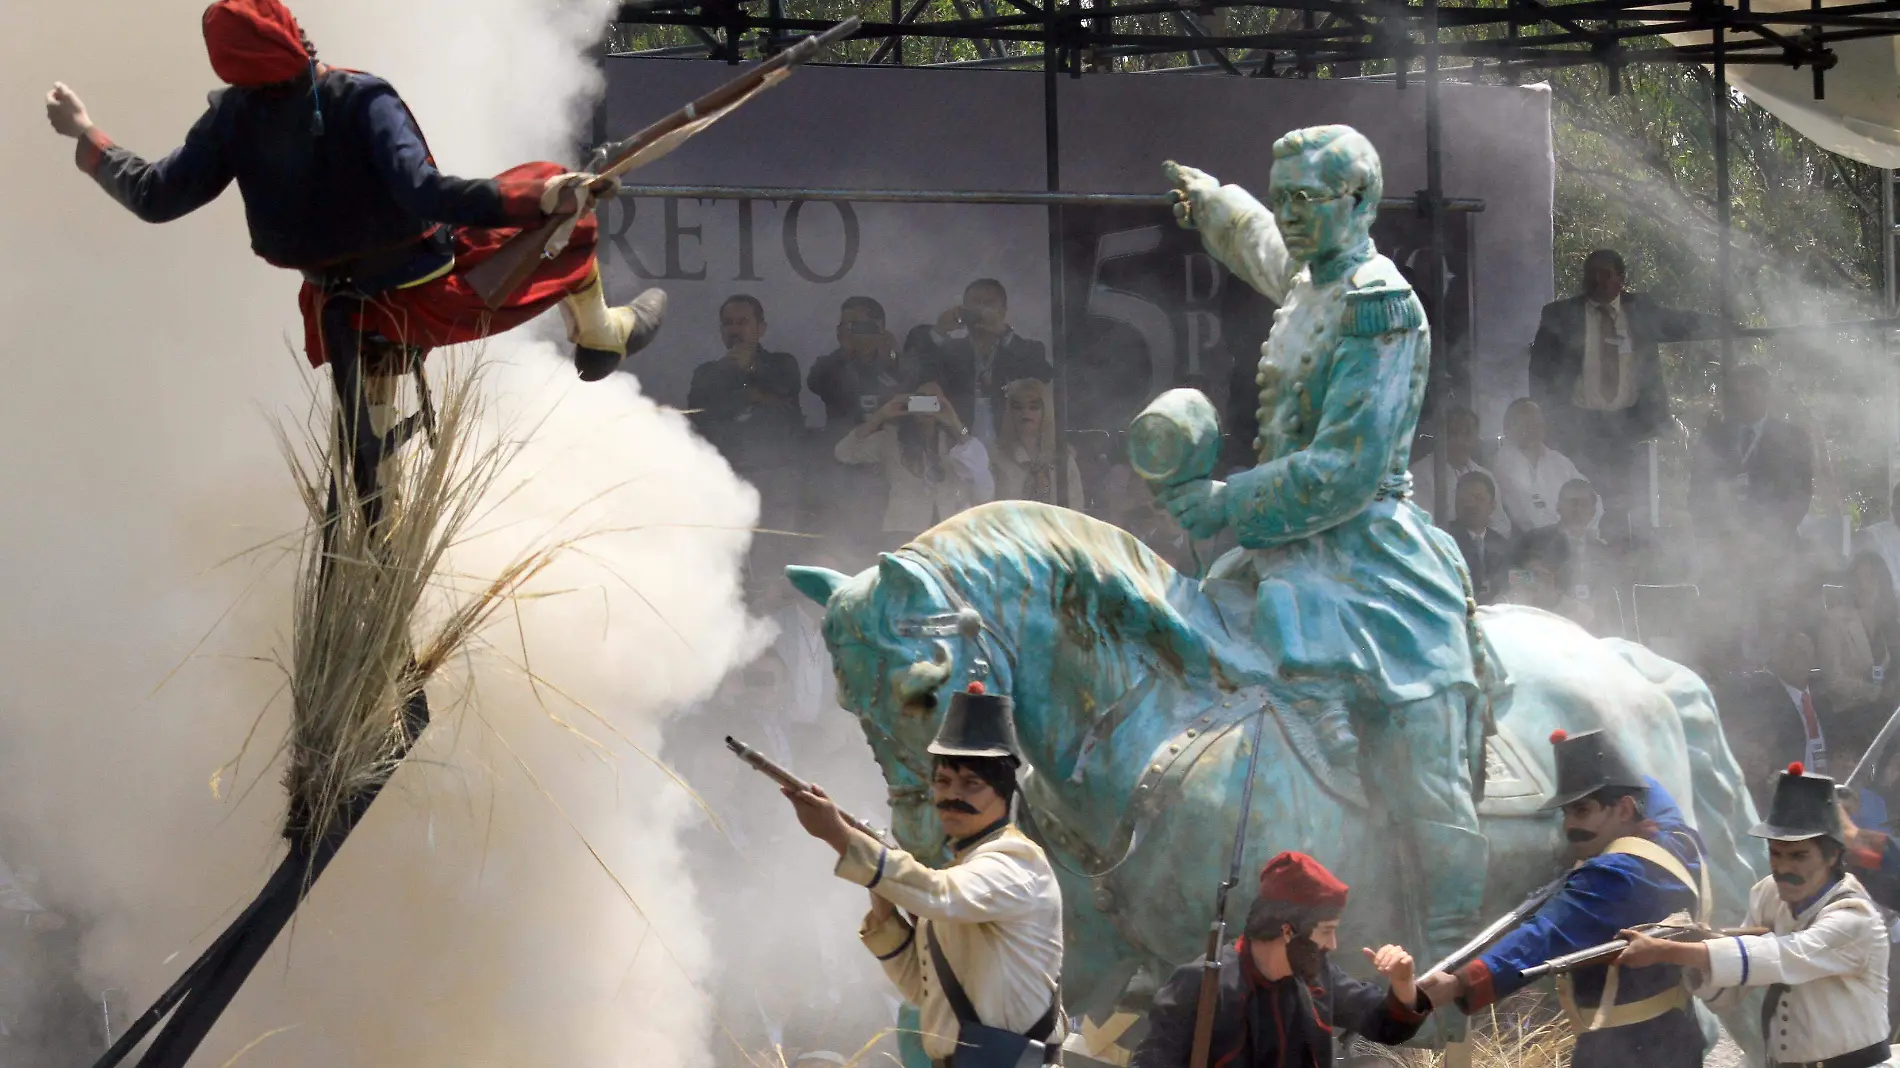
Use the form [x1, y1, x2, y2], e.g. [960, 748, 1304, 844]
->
[202, 0, 310, 87]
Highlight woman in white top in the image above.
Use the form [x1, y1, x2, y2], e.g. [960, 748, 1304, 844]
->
[834, 381, 992, 546]
[990, 377, 1084, 506]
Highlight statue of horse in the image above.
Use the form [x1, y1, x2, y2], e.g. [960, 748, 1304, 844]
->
[787, 501, 1766, 1055]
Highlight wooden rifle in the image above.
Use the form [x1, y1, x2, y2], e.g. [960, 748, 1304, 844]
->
[1517, 921, 1769, 981]
[1188, 712, 1269, 1068]
[467, 17, 861, 309]
[726, 735, 889, 843]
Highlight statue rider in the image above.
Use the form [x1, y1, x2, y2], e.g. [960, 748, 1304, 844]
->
[1161, 127, 1486, 964]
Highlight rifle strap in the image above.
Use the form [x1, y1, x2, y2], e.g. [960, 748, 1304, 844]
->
[925, 923, 1059, 1043]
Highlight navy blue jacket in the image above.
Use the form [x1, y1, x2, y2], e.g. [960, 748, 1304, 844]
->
[78, 69, 542, 273]
[1131, 943, 1428, 1068]
[1460, 779, 1703, 1013]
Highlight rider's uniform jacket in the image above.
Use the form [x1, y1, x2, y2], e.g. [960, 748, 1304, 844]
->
[1456, 780, 1708, 1066]
[836, 820, 1066, 1062]
[1693, 874, 1890, 1066]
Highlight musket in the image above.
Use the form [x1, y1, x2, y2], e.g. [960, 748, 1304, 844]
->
[1422, 869, 1570, 978]
[1516, 922, 1768, 981]
[727, 735, 889, 843]
[1846, 701, 1900, 791]
[1188, 712, 1270, 1068]
[467, 17, 861, 309]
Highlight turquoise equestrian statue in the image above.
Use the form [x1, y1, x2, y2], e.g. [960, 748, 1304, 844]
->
[783, 124, 1764, 1061]
[786, 503, 1765, 1052]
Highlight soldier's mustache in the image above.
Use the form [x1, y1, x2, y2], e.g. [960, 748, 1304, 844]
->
[1773, 871, 1807, 886]
[936, 799, 981, 815]
[1564, 828, 1599, 844]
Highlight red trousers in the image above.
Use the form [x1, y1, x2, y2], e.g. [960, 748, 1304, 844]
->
[296, 162, 600, 367]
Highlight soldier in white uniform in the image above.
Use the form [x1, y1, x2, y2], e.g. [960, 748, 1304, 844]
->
[1620, 762, 1891, 1068]
[784, 682, 1065, 1068]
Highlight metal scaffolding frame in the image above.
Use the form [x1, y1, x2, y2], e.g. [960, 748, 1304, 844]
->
[604, 0, 1900, 514]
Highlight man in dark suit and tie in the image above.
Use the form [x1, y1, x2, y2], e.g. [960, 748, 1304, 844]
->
[931, 278, 1054, 442]
[1692, 363, 1815, 545]
[1528, 250, 1726, 505]
[1446, 470, 1510, 604]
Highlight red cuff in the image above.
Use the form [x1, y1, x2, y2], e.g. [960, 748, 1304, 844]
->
[1454, 959, 1497, 1012]
[75, 127, 113, 176]
[495, 175, 547, 225]
[1849, 830, 1888, 871]
[1384, 988, 1429, 1024]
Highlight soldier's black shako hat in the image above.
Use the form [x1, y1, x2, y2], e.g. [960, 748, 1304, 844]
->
[929, 681, 1023, 764]
[1541, 729, 1647, 810]
[1750, 762, 1847, 843]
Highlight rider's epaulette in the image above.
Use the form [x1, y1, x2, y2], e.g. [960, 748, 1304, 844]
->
[1343, 282, 1424, 338]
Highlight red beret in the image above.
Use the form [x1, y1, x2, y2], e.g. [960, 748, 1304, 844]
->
[1788, 761, 1805, 776]
[1257, 851, 1349, 910]
[1549, 729, 1569, 744]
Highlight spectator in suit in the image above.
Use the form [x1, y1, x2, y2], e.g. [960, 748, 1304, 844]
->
[1410, 407, 1509, 536]
[1690, 363, 1816, 665]
[806, 296, 926, 430]
[1691, 363, 1814, 546]
[991, 377, 1085, 506]
[1852, 482, 1900, 608]
[687, 294, 804, 527]
[1556, 478, 1626, 632]
[1528, 249, 1724, 504]
[1447, 470, 1510, 603]
[1818, 553, 1900, 731]
[1721, 628, 1833, 811]
[1491, 398, 1586, 534]
[931, 278, 1053, 442]
[1502, 525, 1594, 628]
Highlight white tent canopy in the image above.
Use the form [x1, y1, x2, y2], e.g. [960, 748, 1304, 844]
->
[1667, 2, 1900, 166]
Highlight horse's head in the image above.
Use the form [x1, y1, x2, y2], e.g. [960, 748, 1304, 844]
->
[790, 502, 1228, 861]
[788, 551, 1000, 860]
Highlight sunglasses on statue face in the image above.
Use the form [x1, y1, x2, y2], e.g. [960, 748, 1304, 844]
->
[842, 320, 885, 336]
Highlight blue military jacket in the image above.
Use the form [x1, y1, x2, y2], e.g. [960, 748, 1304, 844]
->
[1459, 779, 1705, 1017]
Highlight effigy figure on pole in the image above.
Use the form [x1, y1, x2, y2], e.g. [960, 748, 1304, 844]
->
[1159, 126, 1488, 965]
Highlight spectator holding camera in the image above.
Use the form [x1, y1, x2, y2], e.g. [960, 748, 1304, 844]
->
[833, 382, 992, 548]
[991, 378, 1083, 506]
[932, 278, 1053, 441]
[807, 296, 914, 430]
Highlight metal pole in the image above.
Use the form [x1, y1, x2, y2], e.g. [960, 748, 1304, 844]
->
[611, 183, 1486, 212]
[1884, 169, 1896, 316]
[1046, 10, 1073, 510]
[1425, 0, 1452, 522]
[1714, 14, 1734, 385]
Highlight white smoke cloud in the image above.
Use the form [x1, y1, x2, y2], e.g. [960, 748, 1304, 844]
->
[0, 2, 766, 1065]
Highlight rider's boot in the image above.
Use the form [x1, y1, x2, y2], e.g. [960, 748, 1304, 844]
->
[560, 265, 666, 382]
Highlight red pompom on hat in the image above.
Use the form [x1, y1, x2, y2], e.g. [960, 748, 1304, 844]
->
[1549, 729, 1569, 744]
[967, 680, 986, 695]
[1788, 761, 1806, 776]
[203, 0, 310, 87]
[1257, 851, 1349, 910]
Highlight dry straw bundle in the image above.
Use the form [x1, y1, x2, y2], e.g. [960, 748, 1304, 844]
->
[1364, 1001, 1572, 1068]
[273, 351, 551, 850]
